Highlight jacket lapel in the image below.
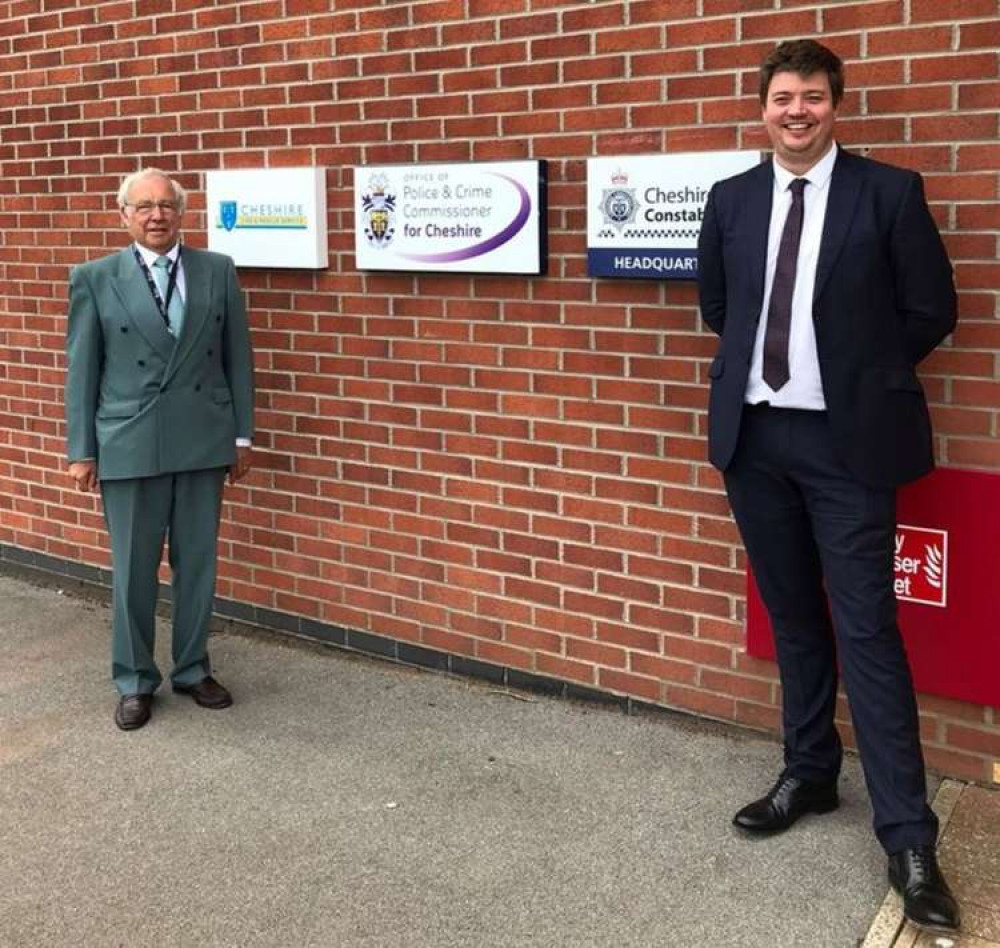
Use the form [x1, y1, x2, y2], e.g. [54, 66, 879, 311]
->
[745, 161, 774, 321]
[814, 147, 863, 304]
[112, 248, 176, 362]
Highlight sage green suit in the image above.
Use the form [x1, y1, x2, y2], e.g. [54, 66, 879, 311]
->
[66, 245, 254, 695]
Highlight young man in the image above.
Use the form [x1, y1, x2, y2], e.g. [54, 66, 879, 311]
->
[66, 168, 255, 731]
[697, 40, 959, 933]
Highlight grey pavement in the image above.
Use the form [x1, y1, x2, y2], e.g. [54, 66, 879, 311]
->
[0, 568, 983, 948]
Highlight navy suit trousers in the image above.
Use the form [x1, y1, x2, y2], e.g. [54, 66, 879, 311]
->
[723, 405, 938, 855]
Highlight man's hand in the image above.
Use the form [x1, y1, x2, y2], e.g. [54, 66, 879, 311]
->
[69, 460, 98, 493]
[228, 445, 253, 484]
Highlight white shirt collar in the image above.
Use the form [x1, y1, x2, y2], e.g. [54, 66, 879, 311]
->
[773, 141, 838, 193]
[134, 241, 181, 267]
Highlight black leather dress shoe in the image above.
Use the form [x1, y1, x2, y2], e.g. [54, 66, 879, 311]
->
[173, 675, 233, 709]
[733, 772, 839, 833]
[115, 694, 152, 731]
[888, 846, 960, 932]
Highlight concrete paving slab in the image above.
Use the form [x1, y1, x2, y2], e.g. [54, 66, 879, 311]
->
[0, 569, 983, 948]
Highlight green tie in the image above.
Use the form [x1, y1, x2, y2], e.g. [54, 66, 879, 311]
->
[152, 255, 184, 336]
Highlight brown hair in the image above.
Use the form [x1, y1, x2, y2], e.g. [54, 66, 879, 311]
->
[759, 39, 845, 107]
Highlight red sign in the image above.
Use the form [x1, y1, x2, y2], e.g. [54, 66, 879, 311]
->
[747, 468, 1000, 708]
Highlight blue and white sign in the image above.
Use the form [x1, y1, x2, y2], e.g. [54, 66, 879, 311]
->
[206, 167, 328, 269]
[587, 152, 760, 280]
[354, 161, 546, 274]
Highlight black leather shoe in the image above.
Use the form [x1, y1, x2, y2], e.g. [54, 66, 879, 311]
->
[173, 675, 233, 709]
[888, 846, 960, 933]
[114, 694, 152, 731]
[733, 772, 839, 833]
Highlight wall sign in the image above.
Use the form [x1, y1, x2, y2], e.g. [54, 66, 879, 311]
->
[586, 151, 760, 280]
[747, 467, 1000, 708]
[206, 167, 328, 269]
[353, 160, 547, 274]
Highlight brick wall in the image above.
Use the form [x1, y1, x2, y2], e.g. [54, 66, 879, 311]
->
[1, 0, 998, 781]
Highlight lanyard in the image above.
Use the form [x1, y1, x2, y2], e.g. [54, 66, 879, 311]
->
[133, 245, 182, 329]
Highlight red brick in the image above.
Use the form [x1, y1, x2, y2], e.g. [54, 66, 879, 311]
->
[911, 0, 997, 21]
[959, 20, 1000, 50]
[868, 86, 953, 114]
[630, 0, 698, 20]
[533, 35, 588, 61]
[499, 13, 557, 39]
[599, 667, 662, 701]
[823, 1, 901, 30]
[868, 26, 953, 55]
[667, 72, 737, 100]
[566, 636, 627, 668]
[912, 53, 998, 83]
[742, 9, 818, 40]
[958, 145, 1000, 172]
[921, 745, 990, 782]
[668, 18, 734, 47]
[596, 26, 664, 53]
[912, 114, 997, 143]
[665, 684, 735, 720]
[537, 653, 596, 685]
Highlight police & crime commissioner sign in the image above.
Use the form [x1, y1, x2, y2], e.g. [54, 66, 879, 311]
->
[586, 151, 760, 280]
[353, 160, 546, 274]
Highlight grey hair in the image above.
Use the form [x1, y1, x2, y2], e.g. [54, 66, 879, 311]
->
[117, 168, 187, 213]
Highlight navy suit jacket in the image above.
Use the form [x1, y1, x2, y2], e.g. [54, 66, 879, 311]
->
[697, 148, 956, 489]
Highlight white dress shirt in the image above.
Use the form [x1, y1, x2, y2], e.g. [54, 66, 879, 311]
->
[744, 142, 838, 409]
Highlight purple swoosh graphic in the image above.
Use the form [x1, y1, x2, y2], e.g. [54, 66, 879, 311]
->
[399, 173, 531, 263]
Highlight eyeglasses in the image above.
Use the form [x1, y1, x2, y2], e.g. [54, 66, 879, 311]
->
[124, 201, 180, 217]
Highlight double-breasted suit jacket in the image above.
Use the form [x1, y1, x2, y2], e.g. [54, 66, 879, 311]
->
[697, 147, 956, 489]
[66, 245, 254, 478]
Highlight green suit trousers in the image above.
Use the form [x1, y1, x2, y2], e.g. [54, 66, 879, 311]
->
[102, 468, 226, 695]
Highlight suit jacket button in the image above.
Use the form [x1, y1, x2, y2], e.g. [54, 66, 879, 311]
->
[207, 348, 213, 356]
[137, 359, 146, 366]
[120, 326, 128, 333]
[195, 383, 202, 391]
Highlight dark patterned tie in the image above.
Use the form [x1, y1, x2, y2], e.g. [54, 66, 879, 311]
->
[763, 177, 807, 391]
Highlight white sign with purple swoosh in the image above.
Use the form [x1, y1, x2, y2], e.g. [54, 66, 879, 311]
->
[354, 160, 546, 274]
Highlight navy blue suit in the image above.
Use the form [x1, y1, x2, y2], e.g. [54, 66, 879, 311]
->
[697, 148, 956, 854]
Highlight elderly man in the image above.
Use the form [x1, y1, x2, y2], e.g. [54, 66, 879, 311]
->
[697, 40, 959, 932]
[65, 168, 255, 731]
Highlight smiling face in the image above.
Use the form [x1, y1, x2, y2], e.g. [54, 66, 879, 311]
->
[762, 70, 838, 175]
[120, 173, 184, 253]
